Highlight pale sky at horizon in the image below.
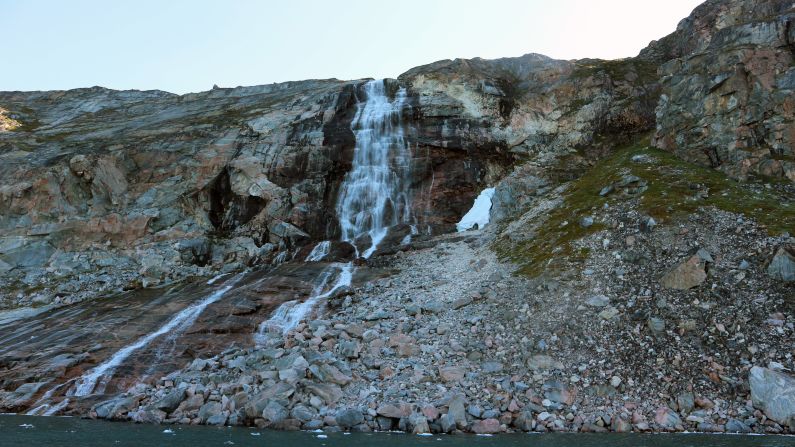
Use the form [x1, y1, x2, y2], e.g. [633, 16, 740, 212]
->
[2, 0, 703, 94]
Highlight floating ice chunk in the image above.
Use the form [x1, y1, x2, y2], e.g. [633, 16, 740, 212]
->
[456, 187, 495, 232]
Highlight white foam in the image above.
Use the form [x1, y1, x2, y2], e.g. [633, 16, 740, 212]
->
[337, 79, 413, 259]
[305, 241, 331, 262]
[206, 273, 229, 285]
[259, 262, 353, 338]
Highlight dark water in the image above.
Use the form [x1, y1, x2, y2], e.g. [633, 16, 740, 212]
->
[2, 416, 794, 447]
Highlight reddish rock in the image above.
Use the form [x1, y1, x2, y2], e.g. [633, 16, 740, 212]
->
[471, 418, 501, 434]
[438, 366, 466, 383]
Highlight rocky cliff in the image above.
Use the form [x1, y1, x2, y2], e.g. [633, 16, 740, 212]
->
[0, 0, 794, 436]
[650, 0, 795, 181]
[0, 47, 664, 308]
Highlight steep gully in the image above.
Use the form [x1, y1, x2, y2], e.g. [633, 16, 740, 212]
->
[6, 79, 452, 416]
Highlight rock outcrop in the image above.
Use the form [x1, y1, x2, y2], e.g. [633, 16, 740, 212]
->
[0, 47, 663, 308]
[651, 0, 795, 181]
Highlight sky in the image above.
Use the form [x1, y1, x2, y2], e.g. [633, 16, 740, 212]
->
[1, 0, 703, 94]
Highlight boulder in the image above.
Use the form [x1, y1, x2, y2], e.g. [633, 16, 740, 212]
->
[438, 366, 466, 382]
[471, 418, 501, 434]
[526, 354, 564, 371]
[660, 255, 706, 290]
[335, 408, 364, 428]
[767, 246, 795, 282]
[749, 366, 795, 425]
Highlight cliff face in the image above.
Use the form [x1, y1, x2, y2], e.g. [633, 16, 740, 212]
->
[0, 81, 362, 304]
[0, 52, 661, 308]
[651, 0, 795, 181]
[0, 0, 792, 311]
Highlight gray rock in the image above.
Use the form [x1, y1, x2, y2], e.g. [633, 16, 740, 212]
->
[695, 248, 714, 263]
[290, 404, 317, 422]
[654, 406, 682, 428]
[725, 418, 751, 433]
[749, 366, 795, 424]
[452, 296, 473, 309]
[647, 317, 666, 335]
[640, 216, 656, 232]
[598, 306, 619, 320]
[481, 361, 503, 373]
[408, 413, 430, 434]
[206, 412, 228, 426]
[439, 412, 456, 433]
[303, 382, 343, 404]
[676, 392, 694, 414]
[335, 408, 364, 428]
[467, 404, 483, 418]
[337, 340, 360, 359]
[579, 216, 594, 228]
[198, 401, 223, 423]
[262, 400, 287, 423]
[513, 409, 535, 431]
[482, 409, 500, 419]
[154, 388, 186, 413]
[585, 294, 610, 307]
[660, 255, 706, 290]
[304, 419, 324, 430]
[526, 354, 564, 371]
[767, 246, 795, 282]
[447, 394, 468, 428]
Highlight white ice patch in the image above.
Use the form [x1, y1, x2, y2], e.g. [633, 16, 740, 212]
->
[456, 187, 495, 232]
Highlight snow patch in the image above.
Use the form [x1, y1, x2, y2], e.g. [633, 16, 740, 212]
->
[456, 187, 495, 232]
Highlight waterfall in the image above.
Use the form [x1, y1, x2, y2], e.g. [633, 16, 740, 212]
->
[305, 240, 331, 262]
[257, 261, 353, 338]
[337, 79, 412, 259]
[260, 79, 413, 336]
[73, 274, 242, 397]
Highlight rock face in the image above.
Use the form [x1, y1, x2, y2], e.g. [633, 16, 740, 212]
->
[0, 42, 662, 308]
[749, 366, 795, 424]
[0, 0, 794, 436]
[651, 0, 795, 181]
[0, 81, 361, 306]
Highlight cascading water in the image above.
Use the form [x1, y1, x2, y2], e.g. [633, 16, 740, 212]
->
[337, 79, 412, 259]
[305, 240, 331, 262]
[72, 274, 243, 397]
[261, 79, 414, 336]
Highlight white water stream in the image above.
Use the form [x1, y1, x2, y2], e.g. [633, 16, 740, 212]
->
[305, 240, 331, 262]
[337, 79, 412, 259]
[72, 274, 242, 397]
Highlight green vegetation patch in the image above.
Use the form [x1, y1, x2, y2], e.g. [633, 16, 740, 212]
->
[497, 137, 795, 277]
[572, 58, 659, 85]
